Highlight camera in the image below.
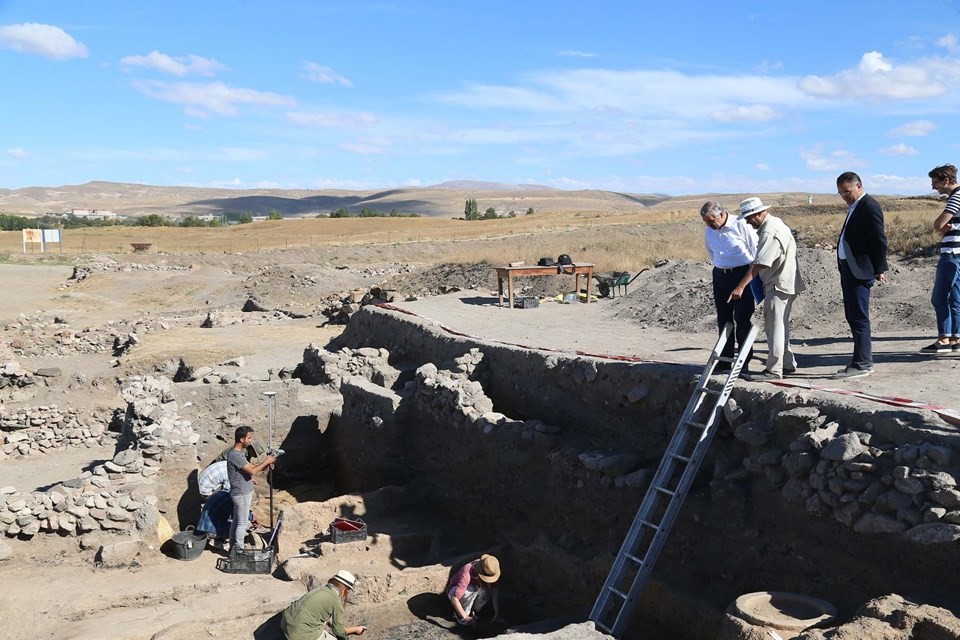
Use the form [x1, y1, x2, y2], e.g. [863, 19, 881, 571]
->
[268, 448, 285, 457]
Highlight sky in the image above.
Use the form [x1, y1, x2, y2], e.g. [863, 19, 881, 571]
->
[2, 1, 960, 196]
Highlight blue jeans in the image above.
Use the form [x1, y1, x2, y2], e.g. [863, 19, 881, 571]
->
[932, 253, 960, 338]
[229, 491, 253, 550]
[839, 260, 874, 369]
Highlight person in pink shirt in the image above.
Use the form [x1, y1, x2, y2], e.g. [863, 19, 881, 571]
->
[446, 554, 501, 626]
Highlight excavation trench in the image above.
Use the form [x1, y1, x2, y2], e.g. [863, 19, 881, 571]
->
[283, 304, 960, 639]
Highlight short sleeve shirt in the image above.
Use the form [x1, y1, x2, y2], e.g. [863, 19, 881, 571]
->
[226, 449, 253, 497]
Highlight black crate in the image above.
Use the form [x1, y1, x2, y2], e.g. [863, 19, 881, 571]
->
[329, 517, 367, 544]
[216, 547, 274, 574]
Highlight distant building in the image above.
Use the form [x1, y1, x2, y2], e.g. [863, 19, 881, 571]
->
[70, 208, 117, 220]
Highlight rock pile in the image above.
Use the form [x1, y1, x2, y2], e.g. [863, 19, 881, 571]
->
[120, 375, 198, 450]
[0, 405, 114, 458]
[3, 313, 169, 358]
[319, 287, 401, 325]
[58, 259, 190, 289]
[298, 344, 399, 389]
[0, 448, 160, 538]
[725, 404, 960, 543]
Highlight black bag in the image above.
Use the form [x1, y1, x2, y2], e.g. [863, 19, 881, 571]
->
[537, 257, 555, 266]
[557, 254, 572, 266]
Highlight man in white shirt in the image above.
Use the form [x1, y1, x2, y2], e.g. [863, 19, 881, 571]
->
[701, 201, 758, 372]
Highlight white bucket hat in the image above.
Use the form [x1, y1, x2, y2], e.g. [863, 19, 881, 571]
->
[738, 197, 770, 220]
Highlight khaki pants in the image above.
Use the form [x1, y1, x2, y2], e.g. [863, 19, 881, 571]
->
[763, 290, 797, 376]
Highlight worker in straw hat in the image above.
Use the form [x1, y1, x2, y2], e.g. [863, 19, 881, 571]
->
[446, 553, 501, 626]
[280, 569, 367, 640]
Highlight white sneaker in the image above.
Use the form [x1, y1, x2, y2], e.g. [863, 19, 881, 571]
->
[832, 366, 872, 379]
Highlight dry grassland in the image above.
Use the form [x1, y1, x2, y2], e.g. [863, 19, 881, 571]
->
[0, 201, 943, 273]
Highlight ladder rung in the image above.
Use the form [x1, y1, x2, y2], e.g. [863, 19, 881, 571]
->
[606, 585, 628, 599]
[654, 485, 676, 497]
[595, 620, 613, 634]
[716, 356, 735, 363]
[702, 387, 721, 395]
[686, 421, 707, 430]
[625, 552, 645, 564]
[668, 452, 690, 463]
[638, 518, 659, 531]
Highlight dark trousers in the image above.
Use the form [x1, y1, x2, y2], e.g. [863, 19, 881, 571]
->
[839, 259, 874, 369]
[712, 265, 755, 362]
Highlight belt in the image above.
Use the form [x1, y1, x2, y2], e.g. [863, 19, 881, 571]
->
[713, 265, 748, 274]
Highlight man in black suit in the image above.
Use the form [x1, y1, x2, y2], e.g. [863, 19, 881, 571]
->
[834, 172, 888, 378]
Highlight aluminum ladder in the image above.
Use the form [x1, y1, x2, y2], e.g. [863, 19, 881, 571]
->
[589, 321, 759, 638]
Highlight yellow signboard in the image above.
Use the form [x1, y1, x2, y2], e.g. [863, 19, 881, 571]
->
[22, 229, 42, 243]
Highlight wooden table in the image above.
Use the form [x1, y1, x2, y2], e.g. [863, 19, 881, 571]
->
[495, 263, 594, 308]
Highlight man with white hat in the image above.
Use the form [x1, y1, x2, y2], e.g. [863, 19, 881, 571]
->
[729, 197, 806, 380]
[281, 569, 367, 639]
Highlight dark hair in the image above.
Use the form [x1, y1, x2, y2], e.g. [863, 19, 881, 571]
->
[234, 426, 254, 443]
[929, 164, 958, 184]
[836, 171, 861, 186]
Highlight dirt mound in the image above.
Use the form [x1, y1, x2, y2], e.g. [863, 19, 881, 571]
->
[603, 248, 938, 339]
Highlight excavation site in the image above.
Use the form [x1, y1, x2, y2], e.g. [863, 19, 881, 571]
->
[2, 239, 960, 640]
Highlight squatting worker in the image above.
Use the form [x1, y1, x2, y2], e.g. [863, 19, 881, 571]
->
[834, 172, 888, 379]
[729, 197, 806, 381]
[226, 426, 275, 554]
[700, 201, 758, 373]
[281, 569, 367, 640]
[923, 164, 960, 355]
[447, 553, 501, 626]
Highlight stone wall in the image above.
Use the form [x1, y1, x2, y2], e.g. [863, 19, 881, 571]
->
[0, 404, 115, 458]
[324, 304, 960, 636]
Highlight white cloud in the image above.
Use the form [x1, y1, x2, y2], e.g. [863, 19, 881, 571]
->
[755, 163, 771, 171]
[0, 23, 88, 60]
[938, 34, 959, 54]
[6, 147, 27, 159]
[285, 111, 377, 128]
[880, 143, 918, 156]
[131, 80, 297, 117]
[439, 69, 810, 120]
[120, 51, 226, 77]
[800, 51, 943, 100]
[339, 142, 386, 154]
[557, 49, 595, 58]
[710, 105, 781, 123]
[891, 119, 935, 136]
[800, 144, 864, 172]
[301, 63, 352, 86]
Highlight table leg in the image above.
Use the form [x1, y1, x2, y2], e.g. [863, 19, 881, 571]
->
[586, 269, 592, 303]
[507, 273, 515, 309]
[498, 276, 504, 307]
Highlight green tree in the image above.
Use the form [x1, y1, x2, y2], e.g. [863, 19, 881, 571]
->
[464, 198, 479, 220]
[237, 212, 253, 224]
[138, 214, 170, 227]
[508, 210, 517, 218]
[330, 208, 350, 218]
[267, 210, 284, 220]
[483, 207, 498, 219]
[526, 206, 535, 215]
[359, 206, 374, 217]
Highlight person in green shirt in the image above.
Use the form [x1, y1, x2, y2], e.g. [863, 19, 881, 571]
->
[281, 569, 367, 640]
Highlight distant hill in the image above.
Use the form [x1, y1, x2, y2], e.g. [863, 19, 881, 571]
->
[0, 181, 670, 218]
[428, 180, 560, 191]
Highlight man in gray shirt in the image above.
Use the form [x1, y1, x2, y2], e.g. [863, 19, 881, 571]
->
[226, 426, 276, 553]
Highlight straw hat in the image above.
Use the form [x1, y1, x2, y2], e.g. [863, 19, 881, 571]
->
[738, 197, 770, 220]
[332, 569, 356, 589]
[477, 554, 501, 583]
